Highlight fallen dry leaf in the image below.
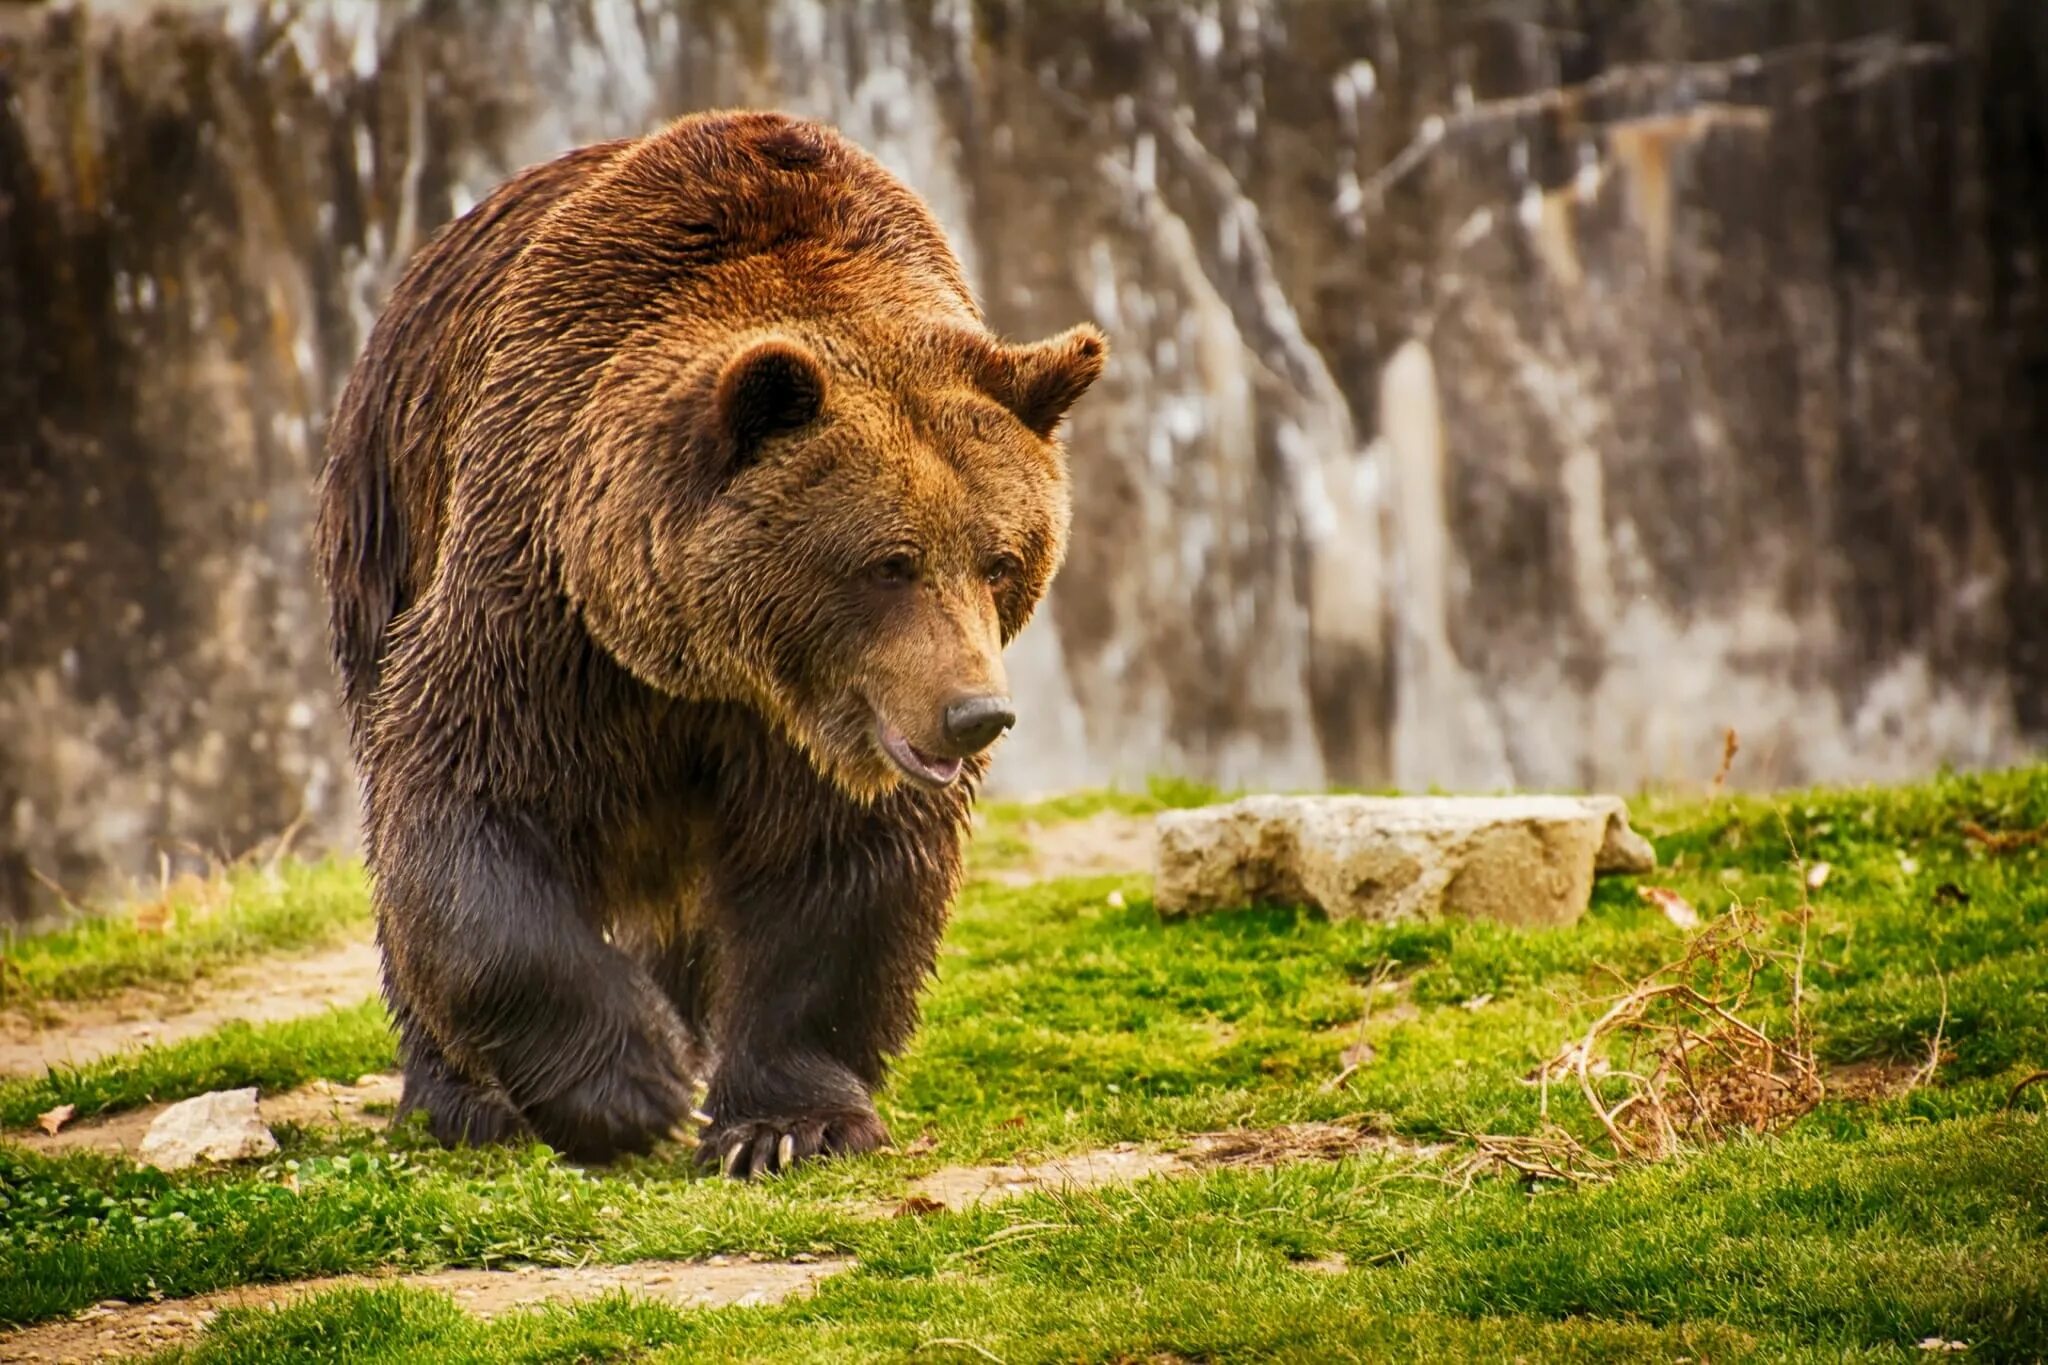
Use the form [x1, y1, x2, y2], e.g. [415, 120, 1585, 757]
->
[1638, 885, 1700, 929]
[893, 1194, 947, 1218]
[1459, 994, 1493, 1012]
[901, 1133, 939, 1156]
[37, 1103, 76, 1136]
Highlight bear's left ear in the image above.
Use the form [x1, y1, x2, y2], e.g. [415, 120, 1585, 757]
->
[978, 324, 1108, 439]
[708, 336, 828, 470]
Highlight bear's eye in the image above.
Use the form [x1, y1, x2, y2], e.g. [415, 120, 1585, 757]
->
[870, 554, 919, 586]
[984, 555, 1022, 587]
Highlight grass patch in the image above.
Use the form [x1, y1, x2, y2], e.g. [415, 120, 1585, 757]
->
[0, 858, 368, 1009]
[0, 999, 394, 1129]
[88, 1115, 2048, 1361]
[0, 766, 2044, 1359]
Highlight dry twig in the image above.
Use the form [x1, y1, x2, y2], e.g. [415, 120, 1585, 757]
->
[1535, 908, 1822, 1162]
[1450, 1128, 1612, 1188]
[1960, 820, 2047, 855]
[2004, 1071, 2048, 1111]
[1909, 970, 1950, 1092]
[1322, 958, 1394, 1093]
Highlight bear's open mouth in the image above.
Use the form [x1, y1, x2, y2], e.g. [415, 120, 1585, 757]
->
[876, 721, 964, 788]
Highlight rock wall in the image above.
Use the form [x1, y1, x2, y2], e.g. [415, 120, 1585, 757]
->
[3, 0, 2044, 916]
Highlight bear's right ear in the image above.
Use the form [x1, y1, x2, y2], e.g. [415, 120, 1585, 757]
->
[705, 336, 828, 471]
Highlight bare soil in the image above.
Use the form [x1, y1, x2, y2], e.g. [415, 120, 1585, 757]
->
[987, 811, 1155, 885]
[903, 1121, 1443, 1211]
[0, 940, 383, 1077]
[0, 1256, 846, 1364]
[14, 1073, 402, 1156]
[1822, 1058, 1924, 1102]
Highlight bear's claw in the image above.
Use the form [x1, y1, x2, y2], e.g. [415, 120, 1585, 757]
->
[696, 1110, 890, 1179]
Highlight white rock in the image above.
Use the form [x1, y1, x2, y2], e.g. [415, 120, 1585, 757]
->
[1154, 795, 1656, 928]
[138, 1087, 279, 1171]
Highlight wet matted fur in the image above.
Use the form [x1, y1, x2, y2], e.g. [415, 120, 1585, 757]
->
[315, 110, 1105, 1170]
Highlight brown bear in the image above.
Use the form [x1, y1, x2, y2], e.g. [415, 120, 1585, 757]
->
[313, 110, 1104, 1174]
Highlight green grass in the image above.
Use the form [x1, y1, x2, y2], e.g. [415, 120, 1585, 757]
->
[0, 858, 368, 1008]
[0, 998, 395, 1129]
[36, 1117, 2044, 1361]
[1, 766, 2045, 1360]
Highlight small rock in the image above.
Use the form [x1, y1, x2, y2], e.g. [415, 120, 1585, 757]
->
[1594, 818, 1657, 876]
[1154, 794, 1657, 927]
[138, 1087, 278, 1171]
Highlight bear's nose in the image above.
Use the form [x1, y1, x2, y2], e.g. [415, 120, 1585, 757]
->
[942, 695, 1016, 755]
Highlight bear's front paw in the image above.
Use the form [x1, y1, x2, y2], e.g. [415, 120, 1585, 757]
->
[523, 1035, 694, 1164]
[696, 1109, 890, 1179]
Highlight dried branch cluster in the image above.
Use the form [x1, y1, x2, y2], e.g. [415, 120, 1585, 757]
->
[1536, 906, 1823, 1161]
[1463, 898, 1827, 1186]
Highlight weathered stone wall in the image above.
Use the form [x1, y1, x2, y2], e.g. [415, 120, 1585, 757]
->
[2, 1, 2044, 916]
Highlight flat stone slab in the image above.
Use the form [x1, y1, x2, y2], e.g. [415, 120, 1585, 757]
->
[1154, 795, 1656, 928]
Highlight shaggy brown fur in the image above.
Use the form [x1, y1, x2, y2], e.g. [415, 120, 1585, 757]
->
[314, 111, 1104, 1172]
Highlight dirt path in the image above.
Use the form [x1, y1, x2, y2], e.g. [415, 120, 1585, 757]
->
[12, 1073, 403, 1156]
[0, 939, 383, 1078]
[987, 811, 1155, 885]
[903, 1122, 1444, 1211]
[0, 1256, 846, 1364]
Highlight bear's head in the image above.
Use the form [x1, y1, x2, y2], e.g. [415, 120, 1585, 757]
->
[567, 316, 1106, 800]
